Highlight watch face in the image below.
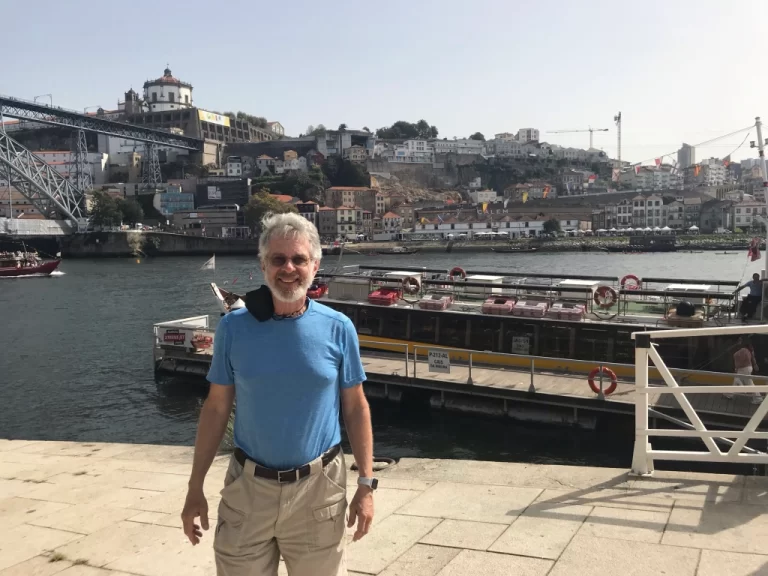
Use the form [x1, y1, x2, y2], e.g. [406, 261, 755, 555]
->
[371, 478, 378, 490]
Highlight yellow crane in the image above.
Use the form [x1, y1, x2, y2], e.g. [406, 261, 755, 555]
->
[546, 126, 609, 149]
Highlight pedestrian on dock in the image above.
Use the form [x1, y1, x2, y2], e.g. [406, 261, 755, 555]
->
[725, 337, 762, 404]
[181, 212, 375, 576]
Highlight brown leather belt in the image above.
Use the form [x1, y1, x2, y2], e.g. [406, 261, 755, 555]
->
[233, 444, 341, 484]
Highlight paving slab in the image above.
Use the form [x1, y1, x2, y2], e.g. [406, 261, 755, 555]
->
[397, 481, 542, 524]
[0, 556, 73, 576]
[419, 519, 507, 551]
[0, 497, 71, 529]
[378, 544, 461, 576]
[346, 514, 441, 574]
[0, 524, 83, 571]
[435, 549, 552, 576]
[578, 505, 670, 544]
[549, 533, 700, 576]
[489, 503, 591, 560]
[697, 549, 768, 576]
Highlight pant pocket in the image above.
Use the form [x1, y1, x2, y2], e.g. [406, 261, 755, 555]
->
[309, 498, 347, 552]
[215, 459, 249, 556]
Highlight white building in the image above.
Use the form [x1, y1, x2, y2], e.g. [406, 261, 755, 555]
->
[429, 139, 484, 155]
[700, 159, 728, 186]
[143, 67, 193, 113]
[621, 165, 684, 190]
[34, 150, 109, 186]
[733, 199, 767, 230]
[390, 140, 434, 163]
[226, 156, 242, 177]
[516, 128, 540, 142]
[470, 190, 499, 204]
[494, 132, 517, 142]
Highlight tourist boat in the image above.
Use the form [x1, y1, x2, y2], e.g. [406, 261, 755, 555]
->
[209, 265, 750, 376]
[0, 250, 61, 277]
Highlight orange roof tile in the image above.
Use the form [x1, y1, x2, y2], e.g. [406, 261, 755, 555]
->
[383, 211, 401, 219]
[270, 194, 294, 203]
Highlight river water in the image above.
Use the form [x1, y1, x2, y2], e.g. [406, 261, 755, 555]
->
[0, 251, 761, 471]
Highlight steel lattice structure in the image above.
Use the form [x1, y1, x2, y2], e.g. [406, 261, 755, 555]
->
[70, 129, 92, 192]
[141, 142, 162, 187]
[0, 94, 202, 150]
[0, 131, 87, 229]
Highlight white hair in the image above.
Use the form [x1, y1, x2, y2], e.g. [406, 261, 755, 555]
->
[258, 211, 322, 264]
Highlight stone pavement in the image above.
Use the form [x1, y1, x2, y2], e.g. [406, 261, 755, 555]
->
[1, 440, 768, 575]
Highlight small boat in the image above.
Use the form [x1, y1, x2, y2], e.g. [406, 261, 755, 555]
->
[0, 250, 61, 278]
[373, 247, 420, 255]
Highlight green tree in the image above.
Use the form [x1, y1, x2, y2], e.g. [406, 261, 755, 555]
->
[376, 120, 439, 139]
[338, 123, 347, 131]
[543, 217, 562, 235]
[118, 198, 144, 225]
[89, 190, 122, 227]
[362, 126, 370, 133]
[470, 132, 485, 141]
[243, 189, 297, 231]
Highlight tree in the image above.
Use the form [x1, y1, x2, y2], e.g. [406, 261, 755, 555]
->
[89, 190, 122, 228]
[118, 198, 144, 226]
[243, 189, 297, 231]
[376, 120, 439, 140]
[470, 132, 485, 141]
[543, 217, 562, 235]
[362, 126, 370, 133]
[338, 123, 347, 131]
[307, 124, 326, 136]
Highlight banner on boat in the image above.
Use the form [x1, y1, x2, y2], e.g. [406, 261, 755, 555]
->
[158, 327, 213, 352]
[428, 349, 451, 374]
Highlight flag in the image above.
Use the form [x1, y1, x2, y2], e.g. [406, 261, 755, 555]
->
[612, 168, 620, 182]
[723, 154, 731, 167]
[654, 158, 661, 167]
[634, 165, 641, 175]
[522, 192, 528, 203]
[503, 198, 510, 209]
[694, 165, 701, 177]
[200, 255, 215, 270]
[748, 237, 761, 262]
[543, 186, 550, 198]
[588, 174, 596, 183]
[482, 202, 488, 213]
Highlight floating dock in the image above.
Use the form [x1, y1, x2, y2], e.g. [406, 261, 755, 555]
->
[153, 316, 767, 431]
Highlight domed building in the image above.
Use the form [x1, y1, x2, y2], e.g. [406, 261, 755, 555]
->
[142, 67, 193, 113]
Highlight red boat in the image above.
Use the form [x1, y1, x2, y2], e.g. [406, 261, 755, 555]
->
[0, 251, 61, 277]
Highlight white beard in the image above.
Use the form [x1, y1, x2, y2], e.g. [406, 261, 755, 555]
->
[266, 274, 313, 303]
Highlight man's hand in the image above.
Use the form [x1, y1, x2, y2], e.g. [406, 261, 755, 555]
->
[181, 487, 209, 545]
[347, 486, 374, 541]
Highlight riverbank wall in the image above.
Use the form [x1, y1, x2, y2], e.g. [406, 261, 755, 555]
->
[60, 232, 259, 258]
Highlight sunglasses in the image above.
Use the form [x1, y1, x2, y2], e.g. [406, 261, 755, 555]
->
[268, 254, 312, 268]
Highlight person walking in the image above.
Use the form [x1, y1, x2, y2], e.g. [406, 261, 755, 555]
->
[725, 337, 761, 404]
[181, 212, 376, 576]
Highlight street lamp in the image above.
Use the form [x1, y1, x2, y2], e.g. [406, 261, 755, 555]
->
[33, 94, 52, 106]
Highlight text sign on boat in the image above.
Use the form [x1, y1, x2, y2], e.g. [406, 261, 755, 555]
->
[512, 336, 530, 355]
[428, 349, 451, 374]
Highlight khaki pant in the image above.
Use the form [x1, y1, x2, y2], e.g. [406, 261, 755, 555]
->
[214, 449, 348, 576]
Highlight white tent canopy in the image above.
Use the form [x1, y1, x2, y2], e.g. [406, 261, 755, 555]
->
[644, 227, 652, 232]
[689, 225, 699, 230]
[661, 226, 671, 231]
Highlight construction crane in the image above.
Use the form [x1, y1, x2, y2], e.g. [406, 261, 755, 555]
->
[546, 126, 609, 149]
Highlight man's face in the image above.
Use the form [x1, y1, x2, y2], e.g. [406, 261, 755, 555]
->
[754, 274, 760, 282]
[262, 234, 320, 303]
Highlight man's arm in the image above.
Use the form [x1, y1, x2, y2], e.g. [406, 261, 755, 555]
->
[342, 384, 374, 541]
[181, 383, 234, 545]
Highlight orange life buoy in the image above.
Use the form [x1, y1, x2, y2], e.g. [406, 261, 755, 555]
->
[449, 266, 466, 281]
[588, 366, 618, 395]
[402, 275, 421, 295]
[594, 286, 617, 308]
[621, 274, 641, 290]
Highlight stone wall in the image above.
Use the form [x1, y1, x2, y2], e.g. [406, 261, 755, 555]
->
[62, 231, 259, 258]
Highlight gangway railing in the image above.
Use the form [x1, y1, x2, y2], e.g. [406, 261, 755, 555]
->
[631, 324, 768, 476]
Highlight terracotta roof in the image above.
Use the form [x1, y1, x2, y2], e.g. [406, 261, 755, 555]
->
[257, 154, 275, 160]
[383, 211, 401, 219]
[318, 206, 335, 211]
[301, 200, 318, 205]
[144, 67, 192, 88]
[337, 206, 357, 210]
[270, 194, 294, 203]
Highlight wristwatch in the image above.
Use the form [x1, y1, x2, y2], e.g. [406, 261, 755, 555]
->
[358, 477, 378, 490]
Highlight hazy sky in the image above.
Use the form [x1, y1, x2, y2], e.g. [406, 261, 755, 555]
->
[2, 0, 766, 163]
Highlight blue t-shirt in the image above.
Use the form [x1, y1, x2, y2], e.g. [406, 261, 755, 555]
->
[746, 280, 762, 297]
[206, 299, 366, 470]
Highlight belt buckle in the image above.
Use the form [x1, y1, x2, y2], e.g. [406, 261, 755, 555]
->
[277, 469, 299, 484]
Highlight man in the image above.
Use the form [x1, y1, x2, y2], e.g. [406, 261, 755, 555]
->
[738, 273, 762, 322]
[725, 337, 761, 404]
[181, 212, 376, 576]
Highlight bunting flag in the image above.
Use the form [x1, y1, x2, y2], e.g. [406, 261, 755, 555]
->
[543, 186, 550, 198]
[611, 168, 620, 182]
[694, 165, 701, 177]
[634, 165, 641, 175]
[522, 191, 529, 203]
[482, 202, 488, 213]
[503, 198, 510, 209]
[654, 158, 661, 167]
[748, 237, 761, 262]
[723, 154, 731, 168]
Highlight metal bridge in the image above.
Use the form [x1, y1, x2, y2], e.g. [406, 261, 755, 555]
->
[0, 94, 204, 232]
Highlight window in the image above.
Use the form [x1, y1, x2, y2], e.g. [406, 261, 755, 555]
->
[152, 92, 157, 102]
[411, 314, 436, 343]
[169, 92, 175, 103]
[438, 316, 467, 348]
[184, 95, 189, 104]
[382, 310, 408, 340]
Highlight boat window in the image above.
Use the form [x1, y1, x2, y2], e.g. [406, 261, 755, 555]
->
[613, 329, 635, 364]
[381, 309, 408, 340]
[411, 313, 437, 344]
[469, 317, 501, 352]
[439, 315, 467, 348]
[537, 324, 573, 359]
[574, 327, 611, 362]
[357, 307, 382, 336]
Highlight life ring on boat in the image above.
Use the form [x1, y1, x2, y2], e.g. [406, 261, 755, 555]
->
[402, 275, 421, 295]
[594, 286, 617, 308]
[620, 274, 641, 290]
[449, 266, 466, 281]
[588, 366, 618, 395]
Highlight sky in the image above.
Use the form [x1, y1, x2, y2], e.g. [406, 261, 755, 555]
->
[2, 0, 767, 164]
